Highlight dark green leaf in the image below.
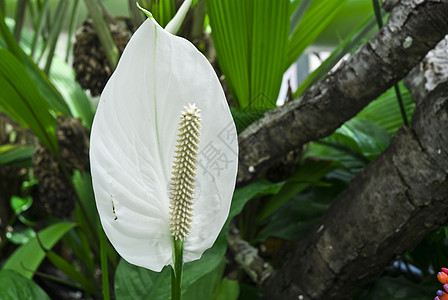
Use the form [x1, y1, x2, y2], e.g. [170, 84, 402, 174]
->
[0, 269, 50, 300]
[257, 161, 336, 221]
[0, 49, 58, 154]
[230, 179, 284, 222]
[354, 276, 430, 300]
[303, 118, 391, 173]
[0, 144, 34, 167]
[3, 222, 76, 278]
[0, 15, 72, 116]
[256, 191, 328, 242]
[46, 250, 97, 294]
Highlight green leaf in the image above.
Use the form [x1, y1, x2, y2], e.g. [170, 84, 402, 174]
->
[6, 227, 36, 245]
[0, 49, 58, 154]
[0, 144, 34, 167]
[10, 195, 33, 215]
[256, 191, 328, 242]
[0, 269, 50, 300]
[0, 15, 72, 116]
[294, 15, 376, 97]
[212, 278, 239, 300]
[49, 56, 95, 129]
[3, 222, 76, 278]
[230, 179, 284, 222]
[303, 118, 391, 173]
[356, 82, 415, 135]
[287, 0, 346, 68]
[183, 258, 226, 300]
[151, 0, 176, 27]
[206, 0, 289, 109]
[256, 176, 347, 242]
[354, 276, 429, 300]
[257, 161, 336, 221]
[45, 250, 97, 294]
[114, 232, 228, 300]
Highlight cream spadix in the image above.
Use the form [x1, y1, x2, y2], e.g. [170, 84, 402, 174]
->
[90, 18, 238, 272]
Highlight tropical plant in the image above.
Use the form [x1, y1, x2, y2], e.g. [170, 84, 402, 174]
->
[0, 0, 447, 299]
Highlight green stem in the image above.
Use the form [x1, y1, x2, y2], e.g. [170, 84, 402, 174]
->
[83, 0, 119, 70]
[65, 0, 80, 62]
[371, 0, 408, 127]
[13, 0, 28, 42]
[393, 83, 409, 126]
[30, 0, 49, 60]
[171, 238, 184, 300]
[100, 224, 111, 300]
[43, 0, 68, 75]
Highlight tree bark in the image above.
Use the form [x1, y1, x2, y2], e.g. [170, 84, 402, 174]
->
[237, 0, 448, 186]
[263, 36, 448, 300]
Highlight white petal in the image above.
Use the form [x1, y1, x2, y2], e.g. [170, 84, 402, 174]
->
[90, 18, 238, 272]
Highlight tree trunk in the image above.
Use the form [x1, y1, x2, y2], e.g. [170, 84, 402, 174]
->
[237, 0, 448, 187]
[263, 32, 448, 300]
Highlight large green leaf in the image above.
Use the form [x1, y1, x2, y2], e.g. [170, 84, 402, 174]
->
[205, 0, 289, 109]
[182, 258, 226, 300]
[0, 49, 58, 154]
[0, 14, 71, 116]
[0, 269, 50, 300]
[303, 118, 391, 173]
[212, 278, 239, 300]
[114, 232, 228, 300]
[287, 0, 346, 68]
[2, 222, 76, 278]
[50, 56, 95, 129]
[3, 16, 92, 126]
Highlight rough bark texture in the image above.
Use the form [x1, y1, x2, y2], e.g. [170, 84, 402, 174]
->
[237, 0, 448, 186]
[263, 37, 448, 300]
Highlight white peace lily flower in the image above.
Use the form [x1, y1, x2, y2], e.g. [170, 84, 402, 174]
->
[90, 17, 238, 272]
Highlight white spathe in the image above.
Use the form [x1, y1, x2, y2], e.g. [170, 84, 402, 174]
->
[90, 18, 238, 272]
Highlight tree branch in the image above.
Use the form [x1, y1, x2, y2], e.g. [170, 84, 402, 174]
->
[237, 0, 448, 186]
[264, 36, 448, 300]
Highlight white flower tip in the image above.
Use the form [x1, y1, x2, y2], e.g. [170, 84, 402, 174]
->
[165, 0, 193, 34]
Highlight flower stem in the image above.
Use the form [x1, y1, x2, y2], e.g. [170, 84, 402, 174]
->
[171, 238, 183, 300]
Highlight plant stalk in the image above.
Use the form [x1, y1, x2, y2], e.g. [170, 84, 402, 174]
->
[83, 0, 119, 70]
[171, 238, 183, 300]
[43, 0, 68, 74]
[372, 0, 409, 126]
[30, 0, 49, 60]
[65, 0, 80, 62]
[13, 0, 28, 42]
[100, 224, 111, 300]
